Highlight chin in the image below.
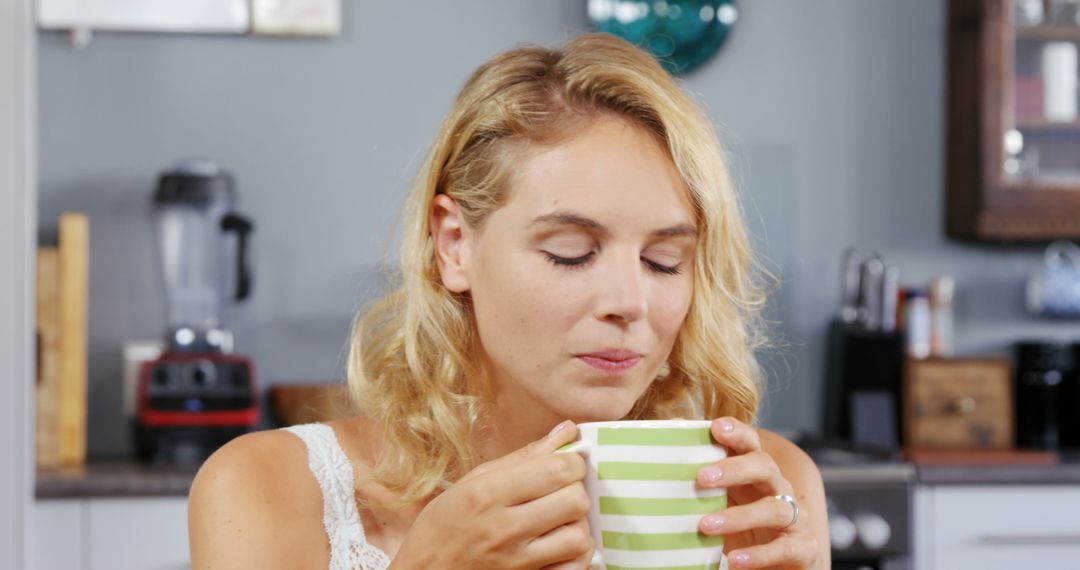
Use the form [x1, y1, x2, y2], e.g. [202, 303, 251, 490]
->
[558, 386, 640, 423]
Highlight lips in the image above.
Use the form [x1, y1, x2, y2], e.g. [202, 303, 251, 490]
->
[576, 349, 644, 375]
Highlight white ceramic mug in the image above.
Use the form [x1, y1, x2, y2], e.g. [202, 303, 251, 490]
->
[559, 420, 728, 570]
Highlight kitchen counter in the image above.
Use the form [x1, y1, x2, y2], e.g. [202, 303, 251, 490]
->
[915, 451, 1080, 486]
[35, 452, 1080, 499]
[36, 458, 199, 499]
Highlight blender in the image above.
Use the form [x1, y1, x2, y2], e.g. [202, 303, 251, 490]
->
[136, 160, 261, 464]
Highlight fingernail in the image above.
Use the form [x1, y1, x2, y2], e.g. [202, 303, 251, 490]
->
[548, 420, 571, 437]
[730, 552, 750, 566]
[702, 514, 725, 532]
[699, 466, 722, 484]
[718, 418, 735, 433]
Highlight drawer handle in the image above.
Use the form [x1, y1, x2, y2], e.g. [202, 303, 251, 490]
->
[948, 396, 976, 415]
[977, 533, 1080, 545]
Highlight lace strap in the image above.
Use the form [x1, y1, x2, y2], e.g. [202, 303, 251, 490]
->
[283, 423, 392, 570]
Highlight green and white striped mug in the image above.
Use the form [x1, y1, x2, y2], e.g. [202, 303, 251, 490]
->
[558, 420, 728, 570]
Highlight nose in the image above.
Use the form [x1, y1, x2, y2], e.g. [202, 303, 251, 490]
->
[594, 251, 648, 325]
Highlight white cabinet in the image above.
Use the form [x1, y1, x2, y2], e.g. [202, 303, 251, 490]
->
[33, 501, 83, 570]
[87, 498, 191, 569]
[34, 497, 190, 570]
[37, 0, 249, 33]
[915, 485, 1080, 570]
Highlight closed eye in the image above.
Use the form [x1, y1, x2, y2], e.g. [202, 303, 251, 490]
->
[543, 252, 682, 275]
[644, 259, 682, 275]
[543, 251, 594, 267]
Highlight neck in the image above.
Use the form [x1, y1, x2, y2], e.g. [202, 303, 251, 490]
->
[470, 379, 565, 464]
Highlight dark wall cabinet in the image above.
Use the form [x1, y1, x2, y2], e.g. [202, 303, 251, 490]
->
[947, 0, 1080, 241]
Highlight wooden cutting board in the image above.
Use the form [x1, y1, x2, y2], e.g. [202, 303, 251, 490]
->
[36, 213, 89, 468]
[35, 247, 61, 469]
[57, 213, 89, 466]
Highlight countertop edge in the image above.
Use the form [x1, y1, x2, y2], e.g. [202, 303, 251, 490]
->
[35, 458, 1080, 500]
[36, 459, 198, 500]
[916, 462, 1080, 486]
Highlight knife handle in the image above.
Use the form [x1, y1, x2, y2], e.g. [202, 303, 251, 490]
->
[860, 257, 885, 330]
[840, 248, 864, 323]
[881, 266, 900, 332]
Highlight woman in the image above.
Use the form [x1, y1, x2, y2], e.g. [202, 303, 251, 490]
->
[189, 33, 828, 569]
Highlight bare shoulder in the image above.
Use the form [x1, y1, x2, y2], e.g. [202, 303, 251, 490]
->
[757, 429, 819, 485]
[757, 428, 831, 568]
[188, 428, 327, 569]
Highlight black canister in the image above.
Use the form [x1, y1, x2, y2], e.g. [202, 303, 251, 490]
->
[1014, 342, 1071, 450]
[1063, 343, 1080, 449]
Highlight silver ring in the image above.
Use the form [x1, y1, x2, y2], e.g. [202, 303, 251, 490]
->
[775, 494, 800, 529]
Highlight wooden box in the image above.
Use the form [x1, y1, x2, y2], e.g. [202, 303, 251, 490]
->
[903, 357, 1013, 449]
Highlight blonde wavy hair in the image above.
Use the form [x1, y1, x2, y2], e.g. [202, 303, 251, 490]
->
[348, 32, 769, 503]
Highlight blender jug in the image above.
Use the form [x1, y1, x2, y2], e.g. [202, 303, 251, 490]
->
[153, 160, 253, 353]
[137, 159, 260, 465]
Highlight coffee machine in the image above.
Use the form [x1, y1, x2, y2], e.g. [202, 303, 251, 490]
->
[135, 160, 260, 464]
[1014, 341, 1080, 450]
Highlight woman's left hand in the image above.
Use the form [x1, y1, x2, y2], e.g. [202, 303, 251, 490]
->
[696, 417, 822, 569]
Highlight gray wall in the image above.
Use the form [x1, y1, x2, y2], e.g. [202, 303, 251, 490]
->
[38, 1, 1080, 457]
[4, 0, 36, 565]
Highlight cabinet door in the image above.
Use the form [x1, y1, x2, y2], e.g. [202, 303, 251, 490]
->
[33, 499, 84, 570]
[945, 0, 1080, 239]
[931, 485, 1080, 569]
[86, 497, 190, 570]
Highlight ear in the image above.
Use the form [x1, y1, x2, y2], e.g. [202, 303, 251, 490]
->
[429, 194, 472, 293]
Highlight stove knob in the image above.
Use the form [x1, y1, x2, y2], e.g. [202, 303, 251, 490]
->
[829, 513, 857, 550]
[855, 512, 892, 550]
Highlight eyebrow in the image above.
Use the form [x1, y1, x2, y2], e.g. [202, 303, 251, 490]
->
[529, 211, 697, 239]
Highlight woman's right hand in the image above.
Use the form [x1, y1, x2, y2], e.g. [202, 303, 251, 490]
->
[390, 421, 594, 570]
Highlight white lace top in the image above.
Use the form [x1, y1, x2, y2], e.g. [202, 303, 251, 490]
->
[283, 423, 393, 570]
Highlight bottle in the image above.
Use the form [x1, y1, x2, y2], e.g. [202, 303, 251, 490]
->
[905, 289, 931, 359]
[1043, 42, 1079, 122]
[929, 277, 955, 358]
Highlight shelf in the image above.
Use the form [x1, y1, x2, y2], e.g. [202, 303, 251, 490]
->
[975, 209, 1080, 240]
[1015, 117, 1080, 130]
[1015, 24, 1080, 42]
[1003, 177, 1080, 192]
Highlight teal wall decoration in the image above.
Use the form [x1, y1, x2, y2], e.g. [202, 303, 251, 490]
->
[587, 0, 738, 76]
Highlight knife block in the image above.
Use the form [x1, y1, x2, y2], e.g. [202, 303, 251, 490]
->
[36, 213, 89, 468]
[823, 319, 906, 448]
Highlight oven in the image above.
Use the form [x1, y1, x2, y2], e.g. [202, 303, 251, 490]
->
[796, 438, 916, 570]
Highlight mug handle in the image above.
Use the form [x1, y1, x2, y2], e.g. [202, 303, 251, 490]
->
[555, 442, 604, 570]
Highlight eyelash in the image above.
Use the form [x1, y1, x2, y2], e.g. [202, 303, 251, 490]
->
[543, 252, 683, 276]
